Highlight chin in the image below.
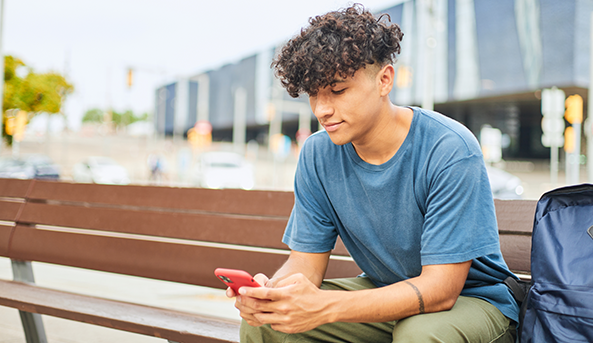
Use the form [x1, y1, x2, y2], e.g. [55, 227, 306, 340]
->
[327, 133, 351, 146]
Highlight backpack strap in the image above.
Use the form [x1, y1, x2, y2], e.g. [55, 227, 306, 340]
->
[504, 276, 528, 304]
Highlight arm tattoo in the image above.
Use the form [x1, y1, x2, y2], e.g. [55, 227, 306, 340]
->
[404, 281, 425, 314]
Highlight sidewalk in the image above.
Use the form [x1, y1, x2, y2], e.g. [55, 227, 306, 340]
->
[0, 257, 240, 343]
[0, 131, 299, 192]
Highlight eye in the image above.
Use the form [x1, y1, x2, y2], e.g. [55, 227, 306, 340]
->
[331, 88, 346, 95]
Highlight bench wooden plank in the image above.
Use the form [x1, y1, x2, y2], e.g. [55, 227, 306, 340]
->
[8, 225, 286, 288]
[494, 199, 536, 274]
[18, 202, 291, 250]
[0, 199, 23, 222]
[0, 224, 13, 256]
[499, 235, 532, 274]
[0, 178, 32, 198]
[28, 181, 295, 217]
[8, 225, 362, 288]
[0, 279, 240, 343]
[494, 199, 536, 234]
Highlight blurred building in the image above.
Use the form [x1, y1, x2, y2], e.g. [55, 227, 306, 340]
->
[155, 0, 593, 160]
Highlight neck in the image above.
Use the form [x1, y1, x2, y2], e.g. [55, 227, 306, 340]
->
[352, 105, 413, 165]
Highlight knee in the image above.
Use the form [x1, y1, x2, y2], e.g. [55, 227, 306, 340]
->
[392, 316, 448, 342]
[240, 320, 283, 343]
[240, 320, 263, 342]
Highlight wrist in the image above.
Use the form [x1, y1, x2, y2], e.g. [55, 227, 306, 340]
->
[318, 290, 347, 324]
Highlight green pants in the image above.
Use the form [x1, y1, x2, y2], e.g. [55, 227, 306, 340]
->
[240, 277, 516, 343]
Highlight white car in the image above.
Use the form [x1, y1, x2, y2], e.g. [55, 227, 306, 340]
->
[485, 166, 524, 199]
[72, 156, 130, 185]
[194, 152, 254, 190]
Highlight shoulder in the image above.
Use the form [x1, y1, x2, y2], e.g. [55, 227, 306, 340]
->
[411, 107, 482, 160]
[296, 130, 349, 183]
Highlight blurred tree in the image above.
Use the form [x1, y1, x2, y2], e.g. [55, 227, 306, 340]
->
[82, 108, 104, 123]
[82, 108, 149, 128]
[2, 55, 74, 144]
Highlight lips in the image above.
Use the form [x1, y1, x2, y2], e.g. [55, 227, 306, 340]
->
[323, 121, 343, 132]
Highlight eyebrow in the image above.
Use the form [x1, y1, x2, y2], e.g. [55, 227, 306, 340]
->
[329, 79, 347, 87]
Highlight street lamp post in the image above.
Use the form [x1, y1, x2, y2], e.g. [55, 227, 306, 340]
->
[0, 0, 5, 155]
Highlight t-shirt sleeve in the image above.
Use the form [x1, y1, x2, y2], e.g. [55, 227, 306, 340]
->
[420, 154, 501, 266]
[282, 138, 338, 253]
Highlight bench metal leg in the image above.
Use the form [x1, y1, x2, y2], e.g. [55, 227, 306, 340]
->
[11, 259, 48, 343]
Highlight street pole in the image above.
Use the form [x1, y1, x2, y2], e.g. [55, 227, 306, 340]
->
[551, 145, 559, 184]
[0, 0, 5, 155]
[572, 121, 581, 184]
[422, 0, 435, 111]
[588, 11, 593, 182]
[233, 87, 247, 154]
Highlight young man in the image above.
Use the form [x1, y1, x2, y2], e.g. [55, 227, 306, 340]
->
[228, 5, 519, 342]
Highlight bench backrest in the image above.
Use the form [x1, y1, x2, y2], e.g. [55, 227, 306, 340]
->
[0, 179, 359, 289]
[0, 179, 536, 287]
[494, 199, 535, 274]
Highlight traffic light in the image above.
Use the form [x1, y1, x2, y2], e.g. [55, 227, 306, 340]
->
[564, 126, 575, 153]
[565, 94, 583, 124]
[127, 68, 134, 88]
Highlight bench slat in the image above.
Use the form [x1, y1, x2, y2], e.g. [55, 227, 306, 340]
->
[0, 178, 32, 198]
[0, 224, 13, 256]
[499, 234, 532, 273]
[0, 279, 240, 343]
[0, 200, 22, 221]
[19, 202, 354, 257]
[8, 225, 361, 287]
[28, 181, 294, 217]
[19, 202, 290, 250]
[494, 199, 536, 234]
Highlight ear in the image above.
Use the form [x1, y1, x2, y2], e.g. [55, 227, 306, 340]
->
[377, 64, 395, 97]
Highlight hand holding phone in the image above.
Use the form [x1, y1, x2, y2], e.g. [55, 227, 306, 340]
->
[215, 268, 261, 294]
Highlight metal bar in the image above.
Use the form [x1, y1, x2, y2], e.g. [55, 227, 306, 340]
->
[0, 0, 5, 155]
[11, 259, 48, 343]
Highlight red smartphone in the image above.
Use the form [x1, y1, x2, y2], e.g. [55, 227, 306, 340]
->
[214, 268, 261, 293]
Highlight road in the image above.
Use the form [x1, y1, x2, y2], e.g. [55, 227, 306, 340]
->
[2, 128, 589, 199]
[1, 129, 299, 191]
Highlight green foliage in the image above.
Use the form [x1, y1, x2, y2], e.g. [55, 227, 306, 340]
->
[82, 107, 149, 127]
[3, 55, 74, 113]
[3, 55, 74, 144]
[82, 108, 104, 123]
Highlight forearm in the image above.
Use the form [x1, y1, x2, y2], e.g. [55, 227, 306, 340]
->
[269, 250, 330, 287]
[322, 261, 471, 324]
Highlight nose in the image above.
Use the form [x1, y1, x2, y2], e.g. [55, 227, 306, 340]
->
[310, 93, 334, 120]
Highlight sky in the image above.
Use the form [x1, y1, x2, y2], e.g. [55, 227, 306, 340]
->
[3, 0, 401, 130]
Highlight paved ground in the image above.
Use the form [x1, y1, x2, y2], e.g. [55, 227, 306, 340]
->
[2, 129, 592, 342]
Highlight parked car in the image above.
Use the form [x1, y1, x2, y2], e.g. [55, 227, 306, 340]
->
[22, 154, 61, 180]
[485, 165, 524, 199]
[194, 151, 254, 190]
[0, 157, 35, 179]
[0, 155, 60, 180]
[72, 156, 130, 185]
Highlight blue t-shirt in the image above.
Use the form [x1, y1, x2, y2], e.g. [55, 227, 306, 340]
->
[282, 107, 519, 322]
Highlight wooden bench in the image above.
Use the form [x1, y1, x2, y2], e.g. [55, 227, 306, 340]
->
[0, 178, 536, 343]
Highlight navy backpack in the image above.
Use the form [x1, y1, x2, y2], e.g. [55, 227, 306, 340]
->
[519, 184, 593, 342]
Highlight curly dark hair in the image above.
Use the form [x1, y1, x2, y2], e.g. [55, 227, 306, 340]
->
[272, 4, 404, 98]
